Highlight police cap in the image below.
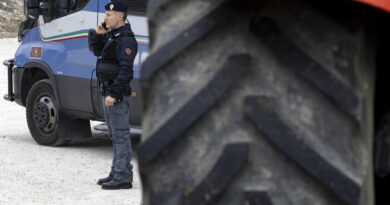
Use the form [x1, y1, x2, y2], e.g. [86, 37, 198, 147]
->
[105, 1, 128, 13]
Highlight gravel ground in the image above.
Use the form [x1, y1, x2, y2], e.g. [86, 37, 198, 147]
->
[0, 38, 142, 205]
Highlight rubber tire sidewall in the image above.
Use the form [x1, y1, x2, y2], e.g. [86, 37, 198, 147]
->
[26, 79, 60, 146]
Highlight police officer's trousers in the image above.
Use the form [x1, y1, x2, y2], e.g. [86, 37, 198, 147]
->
[102, 95, 133, 183]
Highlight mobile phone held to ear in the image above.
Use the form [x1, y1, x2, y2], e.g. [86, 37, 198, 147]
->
[102, 22, 108, 30]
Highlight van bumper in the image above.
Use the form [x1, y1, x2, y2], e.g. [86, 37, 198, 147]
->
[3, 59, 15, 101]
[3, 59, 24, 106]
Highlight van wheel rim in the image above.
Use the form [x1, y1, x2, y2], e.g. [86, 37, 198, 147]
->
[33, 96, 56, 133]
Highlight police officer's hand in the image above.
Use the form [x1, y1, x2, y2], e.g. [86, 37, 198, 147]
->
[105, 96, 116, 107]
[96, 22, 109, 34]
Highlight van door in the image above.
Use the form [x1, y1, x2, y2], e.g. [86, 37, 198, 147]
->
[40, 0, 99, 116]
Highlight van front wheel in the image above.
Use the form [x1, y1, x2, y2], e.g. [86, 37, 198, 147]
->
[26, 79, 91, 146]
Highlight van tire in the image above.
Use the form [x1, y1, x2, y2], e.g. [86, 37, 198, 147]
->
[26, 79, 91, 146]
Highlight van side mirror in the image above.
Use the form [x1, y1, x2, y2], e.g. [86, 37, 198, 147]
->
[40, 0, 53, 23]
[39, 2, 49, 9]
[26, 0, 39, 19]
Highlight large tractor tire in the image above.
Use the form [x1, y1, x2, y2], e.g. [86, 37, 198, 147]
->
[138, 0, 376, 204]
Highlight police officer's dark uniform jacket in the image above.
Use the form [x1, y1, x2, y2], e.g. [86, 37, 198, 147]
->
[88, 23, 137, 101]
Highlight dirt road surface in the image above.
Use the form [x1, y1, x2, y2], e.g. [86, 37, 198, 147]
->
[0, 38, 142, 204]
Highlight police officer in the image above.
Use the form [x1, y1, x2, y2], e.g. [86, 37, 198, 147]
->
[88, 0, 137, 190]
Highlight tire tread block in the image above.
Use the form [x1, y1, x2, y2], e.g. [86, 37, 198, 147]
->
[181, 143, 249, 205]
[245, 191, 273, 205]
[245, 96, 360, 205]
[250, 17, 359, 119]
[138, 54, 251, 166]
[142, 0, 235, 79]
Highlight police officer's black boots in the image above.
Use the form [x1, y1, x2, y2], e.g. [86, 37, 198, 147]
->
[101, 179, 133, 190]
[97, 175, 114, 185]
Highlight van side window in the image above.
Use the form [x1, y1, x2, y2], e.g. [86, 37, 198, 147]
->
[125, 0, 148, 15]
[74, 0, 89, 11]
[51, 0, 90, 20]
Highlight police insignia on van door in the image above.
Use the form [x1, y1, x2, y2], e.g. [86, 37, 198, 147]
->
[30, 46, 42, 59]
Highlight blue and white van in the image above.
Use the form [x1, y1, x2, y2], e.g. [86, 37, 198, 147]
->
[3, 0, 148, 146]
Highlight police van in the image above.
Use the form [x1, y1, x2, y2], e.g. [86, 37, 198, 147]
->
[3, 0, 148, 146]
